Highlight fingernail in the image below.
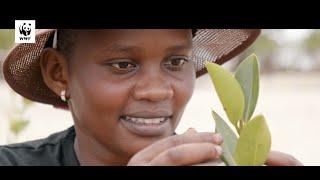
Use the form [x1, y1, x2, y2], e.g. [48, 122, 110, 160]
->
[213, 133, 223, 143]
[187, 128, 197, 133]
[215, 146, 223, 157]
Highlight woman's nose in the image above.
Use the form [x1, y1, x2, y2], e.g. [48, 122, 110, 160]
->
[133, 73, 174, 102]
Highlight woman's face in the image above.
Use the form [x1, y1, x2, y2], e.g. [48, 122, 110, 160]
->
[67, 29, 195, 159]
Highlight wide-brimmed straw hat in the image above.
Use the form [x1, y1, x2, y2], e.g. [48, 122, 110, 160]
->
[2, 29, 261, 107]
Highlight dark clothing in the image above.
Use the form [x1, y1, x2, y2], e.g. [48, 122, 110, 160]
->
[0, 126, 80, 166]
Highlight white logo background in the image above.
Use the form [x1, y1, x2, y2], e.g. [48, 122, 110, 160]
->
[15, 20, 36, 43]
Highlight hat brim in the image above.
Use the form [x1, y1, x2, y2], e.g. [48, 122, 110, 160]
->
[3, 29, 261, 106]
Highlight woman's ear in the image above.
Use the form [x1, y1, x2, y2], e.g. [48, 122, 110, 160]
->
[39, 48, 69, 97]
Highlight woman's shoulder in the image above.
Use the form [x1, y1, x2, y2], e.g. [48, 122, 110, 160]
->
[0, 126, 78, 166]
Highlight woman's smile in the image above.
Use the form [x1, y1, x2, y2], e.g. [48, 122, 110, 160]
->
[120, 115, 172, 137]
[119, 108, 173, 136]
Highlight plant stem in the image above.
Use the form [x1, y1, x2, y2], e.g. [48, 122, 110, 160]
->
[236, 124, 241, 135]
[236, 119, 245, 135]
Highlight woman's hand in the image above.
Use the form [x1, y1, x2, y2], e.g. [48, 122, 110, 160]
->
[193, 150, 304, 166]
[128, 127, 302, 166]
[265, 151, 303, 166]
[127, 128, 223, 166]
[182, 150, 304, 166]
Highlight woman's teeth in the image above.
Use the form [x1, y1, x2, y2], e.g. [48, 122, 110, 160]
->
[120, 116, 168, 125]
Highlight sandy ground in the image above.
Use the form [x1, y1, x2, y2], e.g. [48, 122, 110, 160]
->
[0, 72, 319, 165]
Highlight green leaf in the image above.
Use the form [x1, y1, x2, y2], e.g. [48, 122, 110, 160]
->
[212, 110, 238, 166]
[235, 54, 260, 122]
[234, 115, 271, 166]
[205, 61, 245, 127]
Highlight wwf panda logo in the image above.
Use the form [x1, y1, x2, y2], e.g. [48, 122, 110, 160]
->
[19, 23, 32, 36]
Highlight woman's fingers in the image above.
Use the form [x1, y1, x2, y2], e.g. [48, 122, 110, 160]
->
[128, 132, 223, 165]
[193, 159, 226, 166]
[148, 143, 223, 166]
[265, 151, 303, 166]
[185, 128, 197, 134]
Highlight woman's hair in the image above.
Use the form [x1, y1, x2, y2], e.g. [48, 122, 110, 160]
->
[56, 30, 78, 58]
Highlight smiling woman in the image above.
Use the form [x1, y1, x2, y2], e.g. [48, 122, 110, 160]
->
[48, 30, 196, 164]
[0, 29, 301, 166]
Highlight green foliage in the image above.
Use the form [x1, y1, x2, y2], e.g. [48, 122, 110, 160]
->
[234, 115, 271, 166]
[0, 30, 15, 49]
[8, 94, 34, 137]
[10, 118, 30, 136]
[206, 54, 271, 166]
[235, 54, 260, 122]
[205, 61, 245, 128]
[303, 30, 320, 53]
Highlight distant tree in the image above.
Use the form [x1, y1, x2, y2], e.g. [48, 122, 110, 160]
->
[302, 30, 320, 70]
[230, 31, 279, 74]
[7, 92, 33, 144]
[0, 30, 15, 49]
[0, 30, 15, 80]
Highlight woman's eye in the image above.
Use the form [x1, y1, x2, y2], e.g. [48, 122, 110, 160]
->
[111, 62, 135, 69]
[107, 61, 137, 73]
[164, 57, 189, 71]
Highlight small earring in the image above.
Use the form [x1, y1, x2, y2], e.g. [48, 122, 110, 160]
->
[60, 90, 67, 102]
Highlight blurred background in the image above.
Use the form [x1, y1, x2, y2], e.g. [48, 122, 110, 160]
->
[0, 29, 319, 165]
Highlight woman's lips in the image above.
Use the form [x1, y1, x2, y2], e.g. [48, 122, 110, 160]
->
[120, 115, 171, 137]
